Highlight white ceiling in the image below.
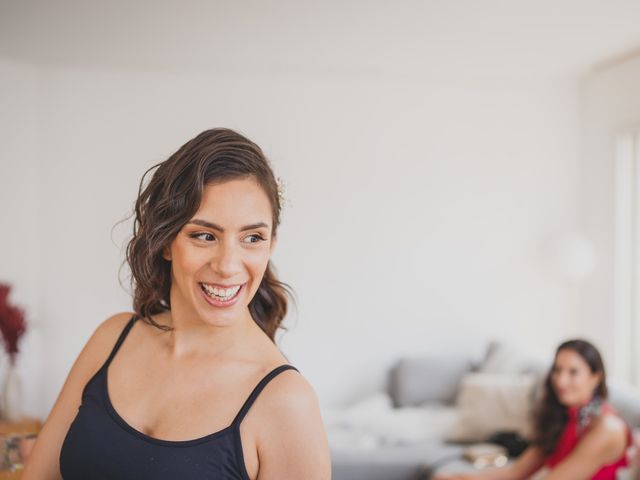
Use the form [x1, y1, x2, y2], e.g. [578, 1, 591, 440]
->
[1, 0, 640, 80]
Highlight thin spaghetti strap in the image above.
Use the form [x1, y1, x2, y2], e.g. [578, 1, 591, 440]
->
[232, 364, 299, 426]
[103, 314, 138, 368]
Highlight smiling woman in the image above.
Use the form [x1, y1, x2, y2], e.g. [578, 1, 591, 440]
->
[435, 340, 632, 480]
[160, 179, 279, 331]
[22, 128, 331, 480]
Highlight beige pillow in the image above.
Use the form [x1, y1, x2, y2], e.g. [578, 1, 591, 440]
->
[448, 372, 537, 442]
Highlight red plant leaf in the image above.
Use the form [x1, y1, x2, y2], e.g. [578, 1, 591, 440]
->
[0, 283, 27, 362]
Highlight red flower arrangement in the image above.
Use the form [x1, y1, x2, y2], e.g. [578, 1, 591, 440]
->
[0, 284, 27, 365]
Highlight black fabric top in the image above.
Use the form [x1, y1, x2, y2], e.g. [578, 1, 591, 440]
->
[59, 316, 299, 480]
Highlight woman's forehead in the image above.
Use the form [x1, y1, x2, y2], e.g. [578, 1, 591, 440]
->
[555, 349, 589, 366]
[193, 179, 272, 224]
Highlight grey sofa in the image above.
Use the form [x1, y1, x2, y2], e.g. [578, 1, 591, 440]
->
[330, 348, 640, 480]
[331, 441, 466, 480]
[330, 352, 481, 480]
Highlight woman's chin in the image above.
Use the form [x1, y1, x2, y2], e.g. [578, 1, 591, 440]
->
[559, 396, 588, 408]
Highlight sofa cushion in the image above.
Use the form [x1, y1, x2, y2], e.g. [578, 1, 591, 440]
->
[388, 354, 473, 407]
[480, 341, 548, 377]
[609, 380, 640, 429]
[449, 372, 537, 442]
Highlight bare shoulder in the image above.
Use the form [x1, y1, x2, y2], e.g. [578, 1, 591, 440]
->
[77, 312, 135, 366]
[259, 367, 319, 410]
[578, 411, 629, 463]
[248, 366, 321, 427]
[21, 312, 136, 479]
[64, 311, 135, 393]
[590, 411, 628, 443]
[251, 367, 331, 479]
[93, 311, 136, 340]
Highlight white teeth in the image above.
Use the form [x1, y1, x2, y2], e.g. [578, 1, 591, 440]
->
[201, 283, 241, 301]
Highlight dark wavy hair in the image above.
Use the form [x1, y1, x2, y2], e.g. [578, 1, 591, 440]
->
[125, 128, 292, 341]
[532, 339, 607, 456]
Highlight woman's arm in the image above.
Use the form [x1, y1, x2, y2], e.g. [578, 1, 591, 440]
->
[21, 312, 134, 480]
[434, 445, 546, 480]
[541, 413, 628, 480]
[252, 370, 331, 480]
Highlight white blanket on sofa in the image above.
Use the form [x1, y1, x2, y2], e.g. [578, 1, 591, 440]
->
[322, 392, 461, 450]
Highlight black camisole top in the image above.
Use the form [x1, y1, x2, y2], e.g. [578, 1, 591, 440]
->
[59, 316, 299, 479]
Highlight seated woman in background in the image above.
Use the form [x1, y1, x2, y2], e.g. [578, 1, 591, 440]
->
[436, 339, 631, 480]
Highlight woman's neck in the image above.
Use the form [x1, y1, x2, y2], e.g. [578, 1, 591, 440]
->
[158, 306, 258, 359]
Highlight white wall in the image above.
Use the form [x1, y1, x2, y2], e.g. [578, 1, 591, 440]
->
[0, 56, 586, 417]
[580, 55, 640, 383]
[0, 59, 43, 416]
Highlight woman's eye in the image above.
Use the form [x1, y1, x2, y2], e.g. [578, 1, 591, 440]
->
[191, 232, 215, 242]
[243, 234, 265, 244]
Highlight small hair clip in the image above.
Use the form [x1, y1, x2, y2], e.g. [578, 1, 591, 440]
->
[276, 176, 288, 207]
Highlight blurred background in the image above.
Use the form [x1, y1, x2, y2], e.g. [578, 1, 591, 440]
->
[1, 0, 640, 432]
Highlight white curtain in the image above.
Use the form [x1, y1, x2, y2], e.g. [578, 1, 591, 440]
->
[614, 129, 640, 387]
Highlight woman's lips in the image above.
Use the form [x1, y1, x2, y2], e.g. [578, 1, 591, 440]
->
[199, 282, 244, 308]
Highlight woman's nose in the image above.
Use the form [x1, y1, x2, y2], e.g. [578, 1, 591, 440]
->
[554, 373, 569, 389]
[212, 241, 242, 278]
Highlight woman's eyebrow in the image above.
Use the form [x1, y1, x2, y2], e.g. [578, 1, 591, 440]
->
[188, 218, 270, 232]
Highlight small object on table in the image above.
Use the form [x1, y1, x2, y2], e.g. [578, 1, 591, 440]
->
[462, 443, 509, 469]
[0, 417, 42, 478]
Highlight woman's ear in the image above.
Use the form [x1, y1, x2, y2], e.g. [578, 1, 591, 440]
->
[162, 245, 172, 261]
[592, 371, 604, 394]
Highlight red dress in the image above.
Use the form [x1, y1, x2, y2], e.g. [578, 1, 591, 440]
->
[545, 402, 630, 480]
